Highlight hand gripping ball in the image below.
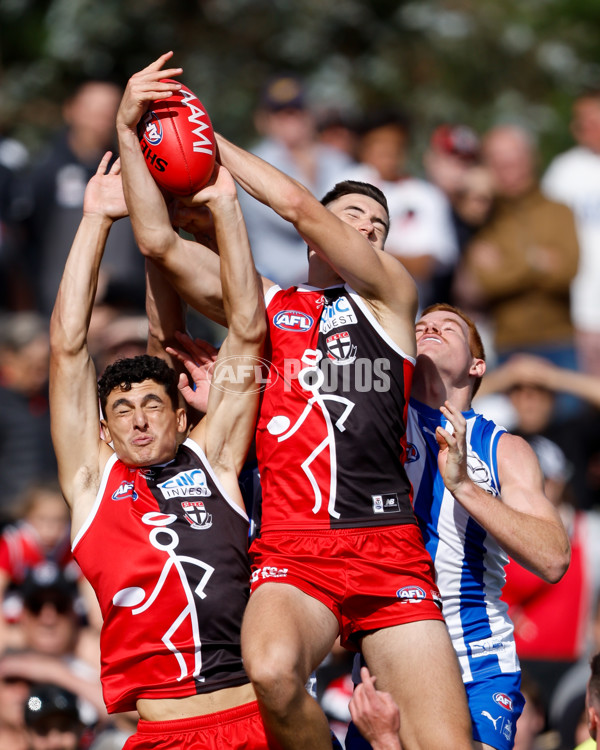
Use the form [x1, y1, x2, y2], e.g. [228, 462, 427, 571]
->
[138, 79, 216, 196]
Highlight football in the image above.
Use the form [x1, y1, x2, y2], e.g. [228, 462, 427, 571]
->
[138, 79, 216, 196]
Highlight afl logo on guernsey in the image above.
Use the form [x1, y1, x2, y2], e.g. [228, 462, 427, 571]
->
[493, 693, 514, 711]
[112, 481, 138, 502]
[396, 586, 426, 603]
[273, 310, 313, 332]
[141, 111, 163, 146]
[405, 442, 419, 463]
[182, 501, 213, 530]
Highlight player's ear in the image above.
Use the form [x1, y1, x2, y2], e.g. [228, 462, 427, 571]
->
[469, 357, 486, 379]
[589, 701, 599, 740]
[100, 419, 112, 444]
[176, 407, 187, 436]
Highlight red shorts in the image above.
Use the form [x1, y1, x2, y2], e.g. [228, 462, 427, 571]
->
[123, 700, 269, 750]
[249, 525, 443, 650]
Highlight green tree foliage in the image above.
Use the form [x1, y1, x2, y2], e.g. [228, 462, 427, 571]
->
[1, 0, 600, 164]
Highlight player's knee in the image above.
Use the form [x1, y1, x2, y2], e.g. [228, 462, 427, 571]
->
[245, 647, 305, 714]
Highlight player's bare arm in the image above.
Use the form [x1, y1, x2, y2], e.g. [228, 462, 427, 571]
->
[186, 164, 266, 504]
[436, 400, 570, 583]
[215, 133, 417, 354]
[49, 152, 126, 535]
[116, 51, 227, 325]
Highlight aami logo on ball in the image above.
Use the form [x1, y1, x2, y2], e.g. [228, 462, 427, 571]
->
[142, 111, 163, 146]
[396, 586, 426, 603]
[493, 693, 514, 711]
[273, 310, 314, 332]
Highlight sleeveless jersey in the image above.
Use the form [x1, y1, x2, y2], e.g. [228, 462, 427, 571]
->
[406, 399, 520, 683]
[72, 438, 251, 713]
[258, 284, 416, 532]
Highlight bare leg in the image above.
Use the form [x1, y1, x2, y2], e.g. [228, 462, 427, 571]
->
[362, 620, 473, 750]
[241, 583, 340, 750]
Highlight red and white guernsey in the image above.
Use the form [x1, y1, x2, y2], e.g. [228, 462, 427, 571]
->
[257, 284, 416, 532]
[72, 438, 251, 713]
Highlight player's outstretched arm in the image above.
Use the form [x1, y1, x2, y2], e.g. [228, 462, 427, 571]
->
[49, 153, 125, 525]
[116, 51, 226, 325]
[188, 164, 266, 503]
[215, 133, 417, 348]
[436, 401, 570, 583]
[476, 352, 600, 409]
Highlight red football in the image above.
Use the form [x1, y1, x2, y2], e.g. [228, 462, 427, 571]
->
[138, 79, 216, 196]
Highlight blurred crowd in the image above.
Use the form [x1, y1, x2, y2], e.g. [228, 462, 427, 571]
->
[1, 72, 599, 749]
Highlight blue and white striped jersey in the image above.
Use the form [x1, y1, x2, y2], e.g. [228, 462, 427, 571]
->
[406, 398, 520, 683]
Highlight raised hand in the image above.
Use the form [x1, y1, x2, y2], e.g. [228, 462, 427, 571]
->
[166, 332, 219, 415]
[83, 152, 128, 221]
[116, 50, 182, 133]
[435, 400, 469, 495]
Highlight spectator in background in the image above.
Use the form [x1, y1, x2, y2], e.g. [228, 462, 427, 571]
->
[502, 435, 600, 707]
[0, 480, 73, 649]
[0, 312, 56, 525]
[573, 652, 600, 750]
[512, 671, 553, 750]
[17, 79, 145, 316]
[315, 106, 360, 162]
[349, 110, 458, 310]
[543, 89, 600, 377]
[457, 125, 579, 373]
[423, 123, 494, 305]
[550, 599, 600, 750]
[237, 73, 356, 287]
[475, 354, 600, 509]
[24, 682, 89, 750]
[0, 653, 30, 750]
[0, 145, 31, 311]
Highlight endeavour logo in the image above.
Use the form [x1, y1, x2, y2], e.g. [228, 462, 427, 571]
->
[273, 310, 313, 332]
[396, 586, 426, 603]
[493, 693, 514, 711]
[142, 111, 163, 146]
[112, 481, 138, 502]
[319, 296, 357, 334]
[158, 469, 210, 499]
[182, 501, 212, 530]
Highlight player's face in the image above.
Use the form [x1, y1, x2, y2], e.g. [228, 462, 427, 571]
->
[102, 379, 186, 468]
[328, 194, 389, 252]
[415, 311, 474, 376]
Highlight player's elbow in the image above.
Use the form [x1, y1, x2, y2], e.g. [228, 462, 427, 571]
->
[539, 536, 571, 584]
[137, 227, 175, 262]
[545, 542, 571, 584]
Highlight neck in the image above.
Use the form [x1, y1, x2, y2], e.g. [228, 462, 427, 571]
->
[412, 358, 473, 412]
[307, 254, 344, 288]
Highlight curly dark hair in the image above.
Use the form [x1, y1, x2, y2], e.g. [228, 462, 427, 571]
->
[98, 355, 179, 413]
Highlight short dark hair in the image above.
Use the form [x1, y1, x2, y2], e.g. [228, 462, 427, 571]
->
[98, 355, 179, 414]
[420, 303, 486, 396]
[320, 180, 389, 223]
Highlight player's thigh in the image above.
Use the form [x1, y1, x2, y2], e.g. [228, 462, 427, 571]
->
[361, 620, 472, 746]
[242, 582, 340, 681]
